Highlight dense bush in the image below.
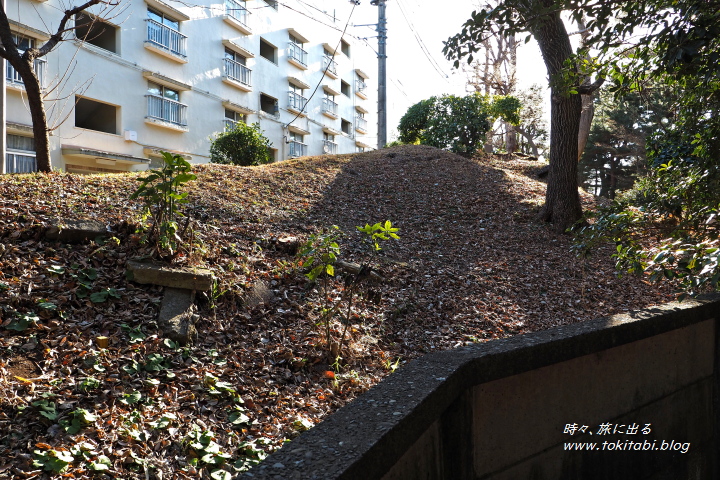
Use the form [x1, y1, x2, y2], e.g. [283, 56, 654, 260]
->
[397, 98, 435, 144]
[210, 122, 272, 166]
[397, 93, 521, 154]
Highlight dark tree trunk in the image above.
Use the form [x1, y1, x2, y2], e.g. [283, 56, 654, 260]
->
[13, 58, 51, 172]
[531, 2, 583, 232]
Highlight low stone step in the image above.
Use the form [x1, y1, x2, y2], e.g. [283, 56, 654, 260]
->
[126, 260, 214, 291]
[45, 219, 107, 243]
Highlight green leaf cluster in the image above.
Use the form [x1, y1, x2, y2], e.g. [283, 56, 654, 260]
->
[210, 122, 272, 166]
[130, 151, 197, 256]
[297, 226, 341, 282]
[357, 220, 400, 252]
[60, 408, 98, 435]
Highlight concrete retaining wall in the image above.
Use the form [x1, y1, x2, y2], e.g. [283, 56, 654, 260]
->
[243, 295, 720, 480]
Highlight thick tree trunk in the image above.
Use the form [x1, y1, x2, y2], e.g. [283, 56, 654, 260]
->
[14, 59, 51, 172]
[531, 3, 583, 232]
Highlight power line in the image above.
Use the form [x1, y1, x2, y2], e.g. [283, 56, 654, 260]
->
[284, 1, 358, 129]
[162, 0, 360, 37]
[394, 0, 449, 81]
[390, 77, 410, 98]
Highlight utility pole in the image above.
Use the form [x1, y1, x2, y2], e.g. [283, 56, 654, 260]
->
[355, 0, 388, 149]
[371, 0, 387, 148]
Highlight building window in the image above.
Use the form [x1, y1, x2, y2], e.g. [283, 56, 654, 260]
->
[146, 82, 187, 126]
[288, 83, 307, 113]
[322, 132, 337, 154]
[260, 38, 277, 64]
[5, 34, 46, 88]
[322, 91, 338, 117]
[75, 97, 118, 134]
[146, 8, 186, 58]
[224, 0, 249, 27]
[341, 118, 352, 135]
[262, 0, 278, 10]
[224, 109, 246, 130]
[260, 93, 278, 115]
[75, 12, 118, 53]
[341, 38, 350, 57]
[287, 33, 308, 68]
[5, 134, 37, 173]
[288, 132, 306, 157]
[224, 48, 251, 86]
[341, 80, 350, 97]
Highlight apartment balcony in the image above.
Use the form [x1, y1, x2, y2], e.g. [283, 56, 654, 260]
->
[287, 42, 308, 69]
[287, 91, 308, 115]
[145, 18, 187, 62]
[321, 97, 338, 118]
[355, 115, 368, 134]
[322, 140, 338, 155]
[355, 78, 368, 99]
[322, 55, 338, 78]
[6, 58, 46, 91]
[223, 0, 252, 34]
[145, 95, 188, 131]
[223, 58, 252, 91]
[289, 140, 307, 158]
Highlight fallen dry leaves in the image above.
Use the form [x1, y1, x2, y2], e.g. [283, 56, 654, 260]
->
[0, 145, 674, 478]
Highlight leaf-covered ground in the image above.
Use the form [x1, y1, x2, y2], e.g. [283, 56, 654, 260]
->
[0, 145, 674, 478]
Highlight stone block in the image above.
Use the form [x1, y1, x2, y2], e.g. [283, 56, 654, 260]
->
[126, 260, 213, 291]
[159, 287, 197, 345]
[45, 219, 107, 243]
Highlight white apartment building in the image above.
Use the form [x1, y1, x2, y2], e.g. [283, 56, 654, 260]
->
[2, 0, 378, 173]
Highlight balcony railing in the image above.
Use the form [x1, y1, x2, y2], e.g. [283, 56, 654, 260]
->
[287, 42, 308, 67]
[289, 140, 306, 157]
[356, 115, 368, 132]
[356, 78, 367, 94]
[322, 140, 338, 155]
[288, 91, 308, 112]
[224, 119, 238, 130]
[225, 0, 249, 26]
[322, 55, 338, 76]
[224, 58, 252, 86]
[321, 97, 338, 116]
[6, 58, 46, 88]
[146, 18, 187, 58]
[146, 95, 188, 126]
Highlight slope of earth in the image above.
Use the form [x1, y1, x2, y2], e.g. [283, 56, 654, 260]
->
[0, 145, 674, 479]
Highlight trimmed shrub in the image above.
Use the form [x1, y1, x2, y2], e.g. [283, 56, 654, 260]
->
[210, 122, 272, 166]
